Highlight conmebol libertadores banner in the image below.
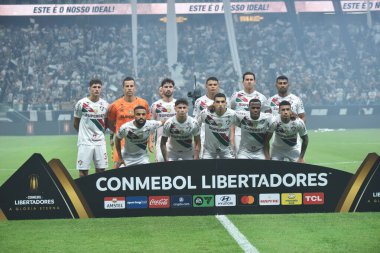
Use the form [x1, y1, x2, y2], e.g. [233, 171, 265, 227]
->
[0, 153, 379, 220]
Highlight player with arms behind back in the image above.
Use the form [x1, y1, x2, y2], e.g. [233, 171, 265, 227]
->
[150, 78, 177, 162]
[74, 79, 109, 177]
[230, 72, 268, 154]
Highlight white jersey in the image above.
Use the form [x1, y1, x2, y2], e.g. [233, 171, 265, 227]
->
[235, 111, 273, 152]
[197, 108, 236, 153]
[117, 120, 161, 158]
[230, 90, 268, 112]
[150, 98, 176, 137]
[162, 116, 201, 153]
[268, 93, 305, 116]
[74, 97, 109, 146]
[269, 116, 307, 149]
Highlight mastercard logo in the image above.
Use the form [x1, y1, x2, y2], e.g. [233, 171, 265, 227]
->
[240, 195, 255, 205]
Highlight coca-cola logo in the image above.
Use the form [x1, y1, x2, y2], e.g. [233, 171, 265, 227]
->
[149, 196, 170, 208]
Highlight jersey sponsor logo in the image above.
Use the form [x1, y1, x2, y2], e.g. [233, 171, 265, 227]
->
[215, 194, 236, 207]
[236, 93, 249, 103]
[104, 197, 125, 209]
[171, 195, 192, 208]
[126, 196, 148, 209]
[259, 193, 280, 206]
[149, 196, 170, 208]
[155, 103, 173, 113]
[205, 115, 230, 146]
[303, 192, 324, 205]
[193, 195, 214, 207]
[199, 101, 207, 111]
[281, 193, 302, 205]
[238, 195, 256, 206]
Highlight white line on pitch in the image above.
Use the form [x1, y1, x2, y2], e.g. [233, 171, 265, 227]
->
[216, 214, 259, 253]
[316, 161, 361, 165]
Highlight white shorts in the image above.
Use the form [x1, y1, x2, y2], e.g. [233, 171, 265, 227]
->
[76, 144, 108, 171]
[234, 127, 241, 154]
[271, 146, 300, 162]
[168, 150, 193, 161]
[155, 137, 165, 162]
[122, 154, 150, 167]
[199, 127, 205, 159]
[203, 148, 235, 159]
[237, 148, 265, 160]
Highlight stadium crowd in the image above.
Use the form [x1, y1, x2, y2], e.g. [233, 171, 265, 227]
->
[0, 13, 379, 111]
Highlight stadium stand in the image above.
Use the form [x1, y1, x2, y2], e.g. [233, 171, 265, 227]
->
[0, 8, 379, 113]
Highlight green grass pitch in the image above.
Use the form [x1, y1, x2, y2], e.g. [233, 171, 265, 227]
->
[0, 129, 380, 252]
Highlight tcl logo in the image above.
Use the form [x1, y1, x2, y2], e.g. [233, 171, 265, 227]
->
[149, 196, 170, 208]
[303, 193, 324, 205]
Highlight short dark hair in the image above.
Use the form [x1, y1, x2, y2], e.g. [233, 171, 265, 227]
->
[279, 100, 291, 108]
[134, 105, 146, 113]
[175, 98, 188, 107]
[206, 77, 219, 84]
[161, 78, 175, 87]
[249, 98, 261, 107]
[243, 72, 256, 81]
[214, 93, 226, 100]
[276, 75, 288, 83]
[122, 77, 135, 86]
[89, 79, 102, 87]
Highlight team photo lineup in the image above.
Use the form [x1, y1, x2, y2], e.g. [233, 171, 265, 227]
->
[75, 72, 308, 177]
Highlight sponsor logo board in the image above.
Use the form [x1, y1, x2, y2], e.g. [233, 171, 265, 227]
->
[126, 196, 148, 209]
[281, 193, 302, 205]
[259, 193, 280, 206]
[303, 192, 324, 205]
[104, 197, 125, 209]
[238, 195, 256, 206]
[171, 195, 192, 208]
[148, 196, 170, 208]
[215, 194, 236, 207]
[193, 195, 214, 207]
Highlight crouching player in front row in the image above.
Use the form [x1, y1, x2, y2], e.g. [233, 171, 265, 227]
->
[234, 98, 273, 160]
[115, 106, 162, 168]
[160, 98, 201, 161]
[266, 100, 309, 163]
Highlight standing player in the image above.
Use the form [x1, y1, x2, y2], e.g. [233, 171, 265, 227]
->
[107, 77, 150, 168]
[267, 101, 309, 163]
[197, 93, 236, 159]
[160, 98, 201, 161]
[193, 77, 221, 158]
[268, 75, 305, 121]
[115, 106, 162, 168]
[74, 79, 109, 177]
[235, 99, 273, 160]
[150, 78, 176, 162]
[230, 72, 268, 153]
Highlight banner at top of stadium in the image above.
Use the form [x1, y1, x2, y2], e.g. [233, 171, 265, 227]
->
[0, 1, 379, 16]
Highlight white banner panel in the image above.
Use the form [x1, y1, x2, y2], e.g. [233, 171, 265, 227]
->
[294, 1, 335, 13]
[341, 0, 380, 12]
[0, 2, 287, 16]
